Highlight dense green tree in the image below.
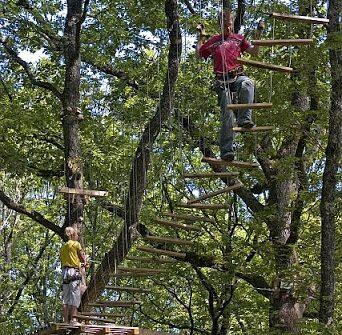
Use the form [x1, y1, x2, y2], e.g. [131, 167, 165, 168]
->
[0, 1, 340, 334]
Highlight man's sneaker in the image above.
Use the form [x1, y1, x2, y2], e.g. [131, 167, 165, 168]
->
[238, 120, 255, 128]
[221, 152, 235, 162]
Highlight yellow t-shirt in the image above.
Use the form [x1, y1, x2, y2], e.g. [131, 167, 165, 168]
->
[60, 240, 82, 268]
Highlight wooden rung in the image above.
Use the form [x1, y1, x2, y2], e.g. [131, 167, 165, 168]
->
[237, 57, 293, 73]
[105, 286, 151, 293]
[251, 38, 314, 46]
[126, 256, 177, 263]
[182, 172, 239, 178]
[201, 156, 259, 169]
[161, 212, 215, 223]
[118, 266, 165, 274]
[270, 12, 329, 24]
[137, 246, 186, 258]
[80, 313, 125, 318]
[187, 182, 243, 204]
[89, 301, 141, 307]
[154, 219, 202, 232]
[178, 203, 230, 209]
[227, 102, 273, 110]
[58, 187, 108, 197]
[76, 315, 119, 324]
[232, 126, 274, 132]
[144, 236, 194, 246]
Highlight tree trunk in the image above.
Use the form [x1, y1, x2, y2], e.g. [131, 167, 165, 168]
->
[61, 0, 85, 237]
[319, 0, 342, 324]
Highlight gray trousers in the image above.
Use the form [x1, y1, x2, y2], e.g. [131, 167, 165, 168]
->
[214, 75, 255, 158]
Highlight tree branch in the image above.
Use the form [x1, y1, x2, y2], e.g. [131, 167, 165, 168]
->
[0, 190, 63, 238]
[236, 272, 272, 299]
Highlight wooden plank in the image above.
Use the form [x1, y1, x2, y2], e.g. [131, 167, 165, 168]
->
[89, 301, 141, 307]
[137, 246, 186, 258]
[251, 38, 314, 46]
[237, 57, 293, 73]
[117, 266, 165, 274]
[182, 172, 238, 178]
[154, 219, 202, 232]
[58, 187, 108, 197]
[105, 286, 151, 293]
[187, 182, 243, 204]
[232, 126, 274, 132]
[80, 312, 125, 318]
[226, 102, 273, 110]
[126, 256, 177, 263]
[161, 212, 215, 223]
[270, 12, 329, 24]
[201, 156, 259, 169]
[144, 236, 194, 246]
[76, 315, 119, 324]
[177, 203, 230, 209]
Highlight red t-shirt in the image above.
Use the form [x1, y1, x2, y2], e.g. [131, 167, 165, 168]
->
[198, 33, 250, 74]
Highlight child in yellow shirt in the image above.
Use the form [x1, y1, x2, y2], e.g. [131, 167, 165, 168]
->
[60, 227, 86, 325]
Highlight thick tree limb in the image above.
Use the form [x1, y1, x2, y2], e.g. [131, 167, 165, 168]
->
[81, 0, 182, 307]
[0, 40, 62, 99]
[235, 272, 272, 299]
[0, 190, 63, 238]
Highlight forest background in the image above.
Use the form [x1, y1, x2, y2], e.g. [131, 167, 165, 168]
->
[0, 0, 341, 334]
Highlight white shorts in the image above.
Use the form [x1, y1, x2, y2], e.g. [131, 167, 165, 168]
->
[62, 267, 81, 307]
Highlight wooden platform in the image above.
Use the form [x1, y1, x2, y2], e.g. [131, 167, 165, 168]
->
[154, 219, 202, 232]
[137, 246, 186, 258]
[237, 57, 293, 73]
[226, 102, 273, 110]
[187, 182, 243, 204]
[201, 156, 259, 169]
[161, 212, 215, 223]
[58, 187, 108, 197]
[232, 126, 274, 132]
[270, 12, 329, 24]
[182, 172, 238, 178]
[251, 38, 314, 46]
[144, 236, 193, 246]
[52, 323, 139, 334]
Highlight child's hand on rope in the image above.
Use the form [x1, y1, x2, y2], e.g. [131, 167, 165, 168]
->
[196, 23, 209, 38]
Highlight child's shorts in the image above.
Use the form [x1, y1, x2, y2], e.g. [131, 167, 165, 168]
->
[62, 267, 81, 307]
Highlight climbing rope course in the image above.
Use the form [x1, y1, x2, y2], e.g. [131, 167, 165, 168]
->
[24, 1, 331, 335]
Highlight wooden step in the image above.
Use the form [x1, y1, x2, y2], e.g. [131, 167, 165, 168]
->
[161, 212, 215, 223]
[237, 57, 293, 73]
[251, 38, 314, 46]
[232, 126, 274, 132]
[53, 323, 139, 334]
[58, 187, 108, 197]
[187, 182, 243, 204]
[117, 266, 165, 274]
[178, 203, 230, 209]
[270, 12, 329, 24]
[201, 156, 259, 169]
[182, 172, 239, 178]
[80, 312, 125, 318]
[227, 102, 273, 110]
[126, 256, 178, 263]
[89, 300, 141, 307]
[76, 315, 119, 323]
[154, 218, 202, 232]
[137, 246, 186, 258]
[144, 236, 194, 246]
[105, 286, 151, 293]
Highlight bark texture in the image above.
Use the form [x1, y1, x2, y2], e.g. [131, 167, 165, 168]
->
[319, 0, 342, 324]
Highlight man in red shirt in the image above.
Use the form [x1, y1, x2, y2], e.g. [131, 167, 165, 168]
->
[197, 10, 263, 161]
